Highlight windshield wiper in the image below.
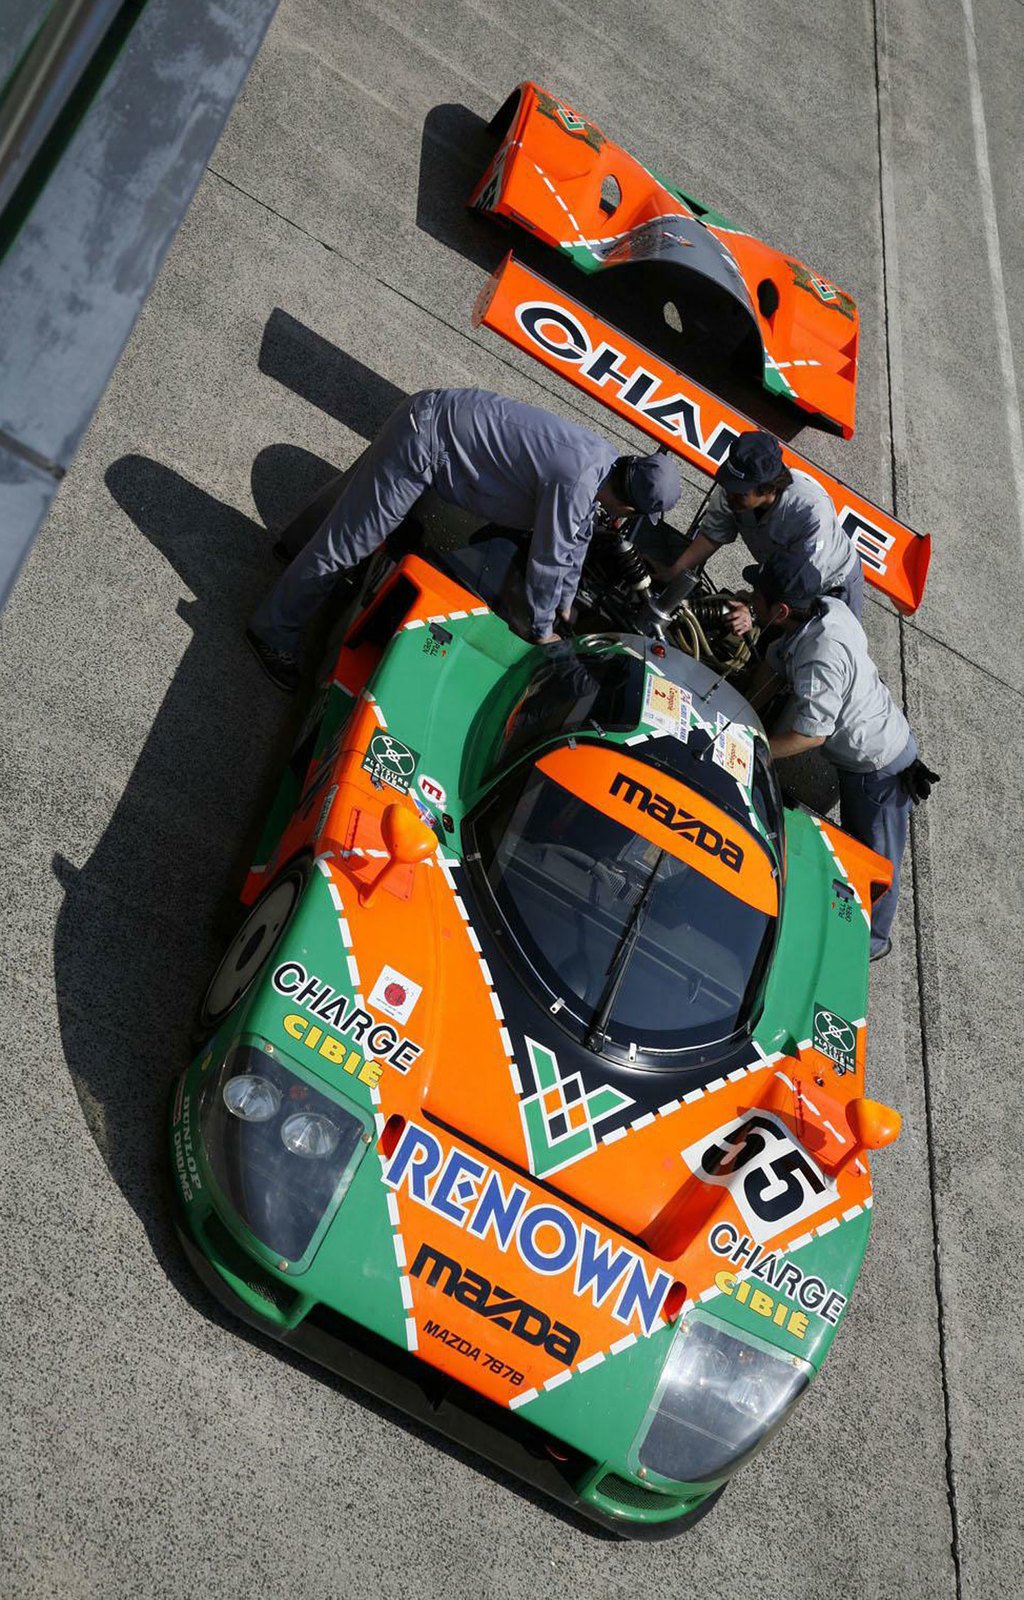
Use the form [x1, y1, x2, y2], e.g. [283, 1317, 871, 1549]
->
[585, 850, 667, 1051]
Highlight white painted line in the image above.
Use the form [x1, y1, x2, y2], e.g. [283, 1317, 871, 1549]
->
[405, 1316, 418, 1351]
[386, 1192, 399, 1227]
[576, 1351, 606, 1374]
[509, 1388, 538, 1410]
[609, 1333, 637, 1354]
[960, 0, 1024, 550]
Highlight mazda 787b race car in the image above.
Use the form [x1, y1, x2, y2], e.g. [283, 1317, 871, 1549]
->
[170, 547, 902, 1537]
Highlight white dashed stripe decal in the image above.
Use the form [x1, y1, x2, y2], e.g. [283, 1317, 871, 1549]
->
[510, 1320, 655, 1409]
[378, 1148, 417, 1351]
[530, 160, 588, 249]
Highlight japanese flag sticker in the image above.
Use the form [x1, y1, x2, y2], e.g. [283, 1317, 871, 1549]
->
[369, 965, 422, 1025]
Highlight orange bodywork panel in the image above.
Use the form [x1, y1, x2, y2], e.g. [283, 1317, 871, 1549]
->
[473, 254, 931, 613]
[469, 82, 860, 437]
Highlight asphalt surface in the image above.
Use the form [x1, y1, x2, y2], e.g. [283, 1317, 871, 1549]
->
[1, 1, 1022, 1596]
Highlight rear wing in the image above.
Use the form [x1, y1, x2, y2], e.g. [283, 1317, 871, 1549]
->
[472, 254, 930, 614]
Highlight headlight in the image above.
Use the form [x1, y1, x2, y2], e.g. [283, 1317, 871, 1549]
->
[223, 1074, 281, 1122]
[632, 1311, 811, 1485]
[200, 1041, 369, 1264]
[281, 1111, 341, 1159]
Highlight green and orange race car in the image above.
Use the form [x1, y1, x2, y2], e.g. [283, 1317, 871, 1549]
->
[170, 539, 902, 1536]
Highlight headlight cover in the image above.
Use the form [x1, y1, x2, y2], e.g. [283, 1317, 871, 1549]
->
[631, 1310, 811, 1486]
[200, 1039, 369, 1265]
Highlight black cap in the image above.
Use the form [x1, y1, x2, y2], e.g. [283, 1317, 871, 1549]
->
[716, 430, 784, 494]
[753, 552, 817, 613]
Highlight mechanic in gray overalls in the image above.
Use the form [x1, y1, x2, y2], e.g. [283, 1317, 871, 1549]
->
[729, 559, 936, 962]
[247, 387, 681, 691]
[655, 429, 864, 617]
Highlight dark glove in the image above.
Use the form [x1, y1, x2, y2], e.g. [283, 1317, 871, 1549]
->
[901, 758, 940, 804]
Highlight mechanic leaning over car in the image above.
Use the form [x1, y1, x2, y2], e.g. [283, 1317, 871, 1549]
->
[247, 387, 681, 691]
[655, 430, 864, 618]
[727, 557, 938, 963]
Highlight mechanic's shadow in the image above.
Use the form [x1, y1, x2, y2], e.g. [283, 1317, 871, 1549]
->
[258, 311, 408, 442]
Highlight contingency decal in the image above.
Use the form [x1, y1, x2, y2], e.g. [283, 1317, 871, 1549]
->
[712, 721, 754, 788]
[642, 673, 690, 736]
[417, 773, 447, 809]
[534, 87, 604, 152]
[641, 671, 757, 809]
[812, 1006, 858, 1076]
[787, 258, 856, 320]
[518, 1037, 633, 1178]
[272, 960, 423, 1076]
[681, 1110, 834, 1246]
[361, 731, 420, 794]
[707, 1221, 848, 1338]
[368, 964, 423, 1026]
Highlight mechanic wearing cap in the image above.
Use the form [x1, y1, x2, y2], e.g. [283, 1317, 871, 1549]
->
[655, 429, 863, 618]
[247, 387, 681, 691]
[730, 560, 936, 962]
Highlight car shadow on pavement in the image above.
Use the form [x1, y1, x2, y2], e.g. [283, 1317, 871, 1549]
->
[51, 447, 613, 1544]
[417, 100, 809, 443]
[52, 454, 303, 1288]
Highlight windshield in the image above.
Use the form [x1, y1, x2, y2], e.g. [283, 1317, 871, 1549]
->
[472, 754, 777, 1056]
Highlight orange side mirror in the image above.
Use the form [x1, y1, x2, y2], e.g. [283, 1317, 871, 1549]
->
[835, 1096, 902, 1176]
[359, 804, 437, 907]
[848, 1097, 902, 1150]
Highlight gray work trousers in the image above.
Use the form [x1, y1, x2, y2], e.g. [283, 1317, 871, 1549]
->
[251, 390, 439, 653]
[837, 732, 917, 955]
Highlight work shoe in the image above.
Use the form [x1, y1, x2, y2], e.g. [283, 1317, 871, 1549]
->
[869, 938, 892, 964]
[245, 628, 301, 693]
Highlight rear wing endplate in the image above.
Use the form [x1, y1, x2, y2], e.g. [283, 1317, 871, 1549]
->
[473, 254, 931, 613]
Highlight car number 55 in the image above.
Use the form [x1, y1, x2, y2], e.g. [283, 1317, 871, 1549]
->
[682, 1112, 834, 1244]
